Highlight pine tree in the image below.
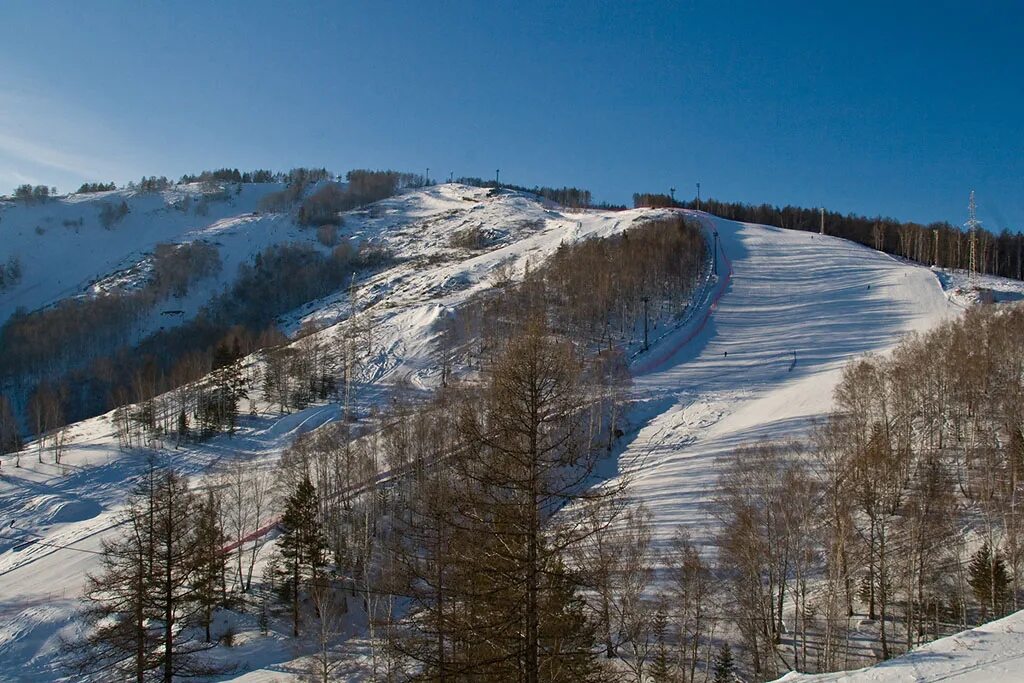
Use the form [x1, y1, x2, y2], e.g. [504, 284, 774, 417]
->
[713, 642, 735, 683]
[278, 475, 328, 637]
[69, 464, 225, 681]
[198, 341, 247, 436]
[648, 600, 674, 683]
[193, 490, 227, 643]
[969, 541, 1011, 620]
[176, 409, 189, 443]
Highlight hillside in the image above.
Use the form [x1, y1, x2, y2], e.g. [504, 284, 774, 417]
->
[0, 183, 283, 327]
[2, 184, 1023, 681]
[0, 183, 678, 680]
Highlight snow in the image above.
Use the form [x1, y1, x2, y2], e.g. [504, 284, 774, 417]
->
[0, 184, 285, 326]
[776, 610, 1024, 682]
[931, 265, 1024, 308]
[0, 183, 1014, 681]
[618, 215, 955, 551]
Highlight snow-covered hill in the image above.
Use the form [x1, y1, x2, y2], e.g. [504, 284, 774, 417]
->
[618, 215, 955, 551]
[2, 183, 1019, 681]
[0, 184, 668, 680]
[0, 183, 285, 326]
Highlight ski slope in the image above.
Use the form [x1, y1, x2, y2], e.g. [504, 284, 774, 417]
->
[619, 213, 956, 551]
[1, 189, 1005, 681]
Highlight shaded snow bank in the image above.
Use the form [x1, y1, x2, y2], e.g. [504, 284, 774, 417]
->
[776, 609, 1024, 682]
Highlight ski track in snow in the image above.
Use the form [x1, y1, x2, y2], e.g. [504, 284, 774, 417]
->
[618, 213, 955, 554]
[3, 185, 1023, 681]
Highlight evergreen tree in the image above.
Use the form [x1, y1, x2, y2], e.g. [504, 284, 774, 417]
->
[969, 541, 1011, 619]
[713, 642, 735, 683]
[69, 464, 225, 681]
[277, 475, 328, 637]
[198, 351, 247, 437]
[176, 409, 189, 443]
[193, 490, 227, 643]
[648, 600, 673, 683]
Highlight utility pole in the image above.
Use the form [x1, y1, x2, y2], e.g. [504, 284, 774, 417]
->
[966, 190, 980, 282]
[712, 230, 719, 276]
[670, 187, 676, 204]
[696, 182, 701, 211]
[641, 296, 650, 351]
[820, 208, 825, 235]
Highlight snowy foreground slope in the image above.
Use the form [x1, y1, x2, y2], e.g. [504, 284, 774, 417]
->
[4, 186, 1021, 681]
[776, 610, 1024, 682]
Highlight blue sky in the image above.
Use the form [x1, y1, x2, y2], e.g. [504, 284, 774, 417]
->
[1, 1, 1021, 228]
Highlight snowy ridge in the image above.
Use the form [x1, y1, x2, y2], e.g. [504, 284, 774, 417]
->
[0, 183, 285, 325]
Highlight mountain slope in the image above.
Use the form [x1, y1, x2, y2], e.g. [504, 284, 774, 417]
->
[2, 189, 1013, 681]
[0, 185, 669, 681]
[619, 213, 955, 551]
[0, 183, 284, 326]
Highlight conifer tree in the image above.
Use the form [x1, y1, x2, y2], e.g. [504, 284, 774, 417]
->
[176, 409, 189, 445]
[450, 320, 613, 681]
[648, 600, 673, 683]
[69, 464, 224, 681]
[278, 475, 328, 637]
[969, 541, 1011, 620]
[713, 642, 735, 683]
[0, 394, 21, 466]
[193, 490, 227, 643]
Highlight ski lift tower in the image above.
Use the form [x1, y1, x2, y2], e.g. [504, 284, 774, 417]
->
[966, 190, 980, 282]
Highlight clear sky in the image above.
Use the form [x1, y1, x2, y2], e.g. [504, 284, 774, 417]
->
[1, 1, 1021, 228]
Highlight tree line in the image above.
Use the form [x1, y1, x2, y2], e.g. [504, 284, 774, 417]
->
[634, 192, 1024, 281]
[260, 168, 424, 219]
[76, 182, 117, 194]
[178, 168, 277, 184]
[10, 184, 57, 203]
[457, 177, 603, 210]
[452, 215, 707, 366]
